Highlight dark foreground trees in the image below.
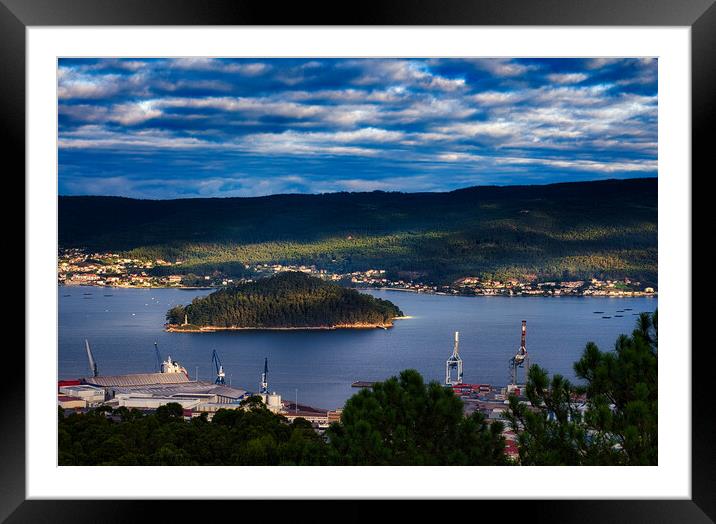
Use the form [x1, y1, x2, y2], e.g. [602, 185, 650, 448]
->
[59, 396, 329, 466]
[326, 369, 506, 465]
[504, 311, 658, 465]
[58, 370, 505, 466]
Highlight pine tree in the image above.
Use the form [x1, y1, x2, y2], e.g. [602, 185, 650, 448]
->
[504, 311, 658, 465]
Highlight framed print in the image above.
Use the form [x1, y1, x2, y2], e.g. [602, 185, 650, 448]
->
[5, 0, 713, 521]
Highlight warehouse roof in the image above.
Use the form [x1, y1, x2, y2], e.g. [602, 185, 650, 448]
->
[108, 381, 247, 400]
[83, 372, 190, 387]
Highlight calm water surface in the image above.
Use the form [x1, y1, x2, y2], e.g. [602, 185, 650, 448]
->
[59, 286, 657, 409]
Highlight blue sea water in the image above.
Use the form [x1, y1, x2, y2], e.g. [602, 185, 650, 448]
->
[59, 286, 657, 409]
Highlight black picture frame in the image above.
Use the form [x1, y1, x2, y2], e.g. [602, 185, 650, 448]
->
[4, 0, 711, 521]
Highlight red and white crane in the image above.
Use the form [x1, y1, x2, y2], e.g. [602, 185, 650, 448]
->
[509, 320, 529, 386]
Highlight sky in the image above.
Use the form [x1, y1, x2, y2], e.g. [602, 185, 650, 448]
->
[58, 58, 657, 199]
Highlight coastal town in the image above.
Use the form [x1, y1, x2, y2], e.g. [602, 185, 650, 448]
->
[58, 248, 657, 297]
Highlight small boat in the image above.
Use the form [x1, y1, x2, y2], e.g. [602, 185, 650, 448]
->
[602, 316, 611, 319]
[103, 294, 113, 297]
[615, 315, 624, 317]
[83, 292, 92, 295]
[624, 308, 633, 311]
[63, 294, 71, 297]
[593, 311, 604, 314]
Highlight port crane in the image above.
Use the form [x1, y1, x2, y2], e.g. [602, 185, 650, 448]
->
[153, 342, 162, 373]
[212, 350, 226, 385]
[152, 341, 189, 377]
[445, 331, 464, 386]
[85, 339, 98, 377]
[260, 357, 269, 394]
[509, 320, 529, 385]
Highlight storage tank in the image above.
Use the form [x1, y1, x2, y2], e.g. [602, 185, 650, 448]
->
[267, 392, 282, 412]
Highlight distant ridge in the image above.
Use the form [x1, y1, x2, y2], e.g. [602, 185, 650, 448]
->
[59, 178, 657, 285]
[59, 177, 656, 202]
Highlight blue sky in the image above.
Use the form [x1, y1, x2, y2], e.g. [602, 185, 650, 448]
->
[58, 58, 657, 199]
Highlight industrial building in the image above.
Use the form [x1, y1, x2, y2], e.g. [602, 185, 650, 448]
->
[59, 343, 304, 422]
[60, 341, 251, 415]
[59, 384, 106, 404]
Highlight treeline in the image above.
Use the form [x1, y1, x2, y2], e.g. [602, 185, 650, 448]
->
[504, 311, 658, 465]
[58, 371, 506, 466]
[59, 397, 330, 466]
[166, 271, 403, 328]
[59, 178, 658, 285]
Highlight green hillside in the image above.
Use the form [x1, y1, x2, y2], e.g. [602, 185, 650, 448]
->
[166, 271, 403, 329]
[59, 178, 658, 284]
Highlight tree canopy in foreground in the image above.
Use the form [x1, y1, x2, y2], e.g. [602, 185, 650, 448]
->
[504, 311, 658, 465]
[327, 369, 506, 465]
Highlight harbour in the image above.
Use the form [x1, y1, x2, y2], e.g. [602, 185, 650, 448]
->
[59, 286, 657, 410]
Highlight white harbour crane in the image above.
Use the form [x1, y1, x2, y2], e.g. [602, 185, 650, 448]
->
[445, 331, 464, 386]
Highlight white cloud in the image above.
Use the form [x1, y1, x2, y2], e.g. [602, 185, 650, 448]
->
[58, 71, 123, 99]
[348, 60, 466, 92]
[471, 91, 520, 106]
[585, 58, 623, 69]
[547, 73, 588, 84]
[111, 101, 163, 125]
[168, 58, 271, 76]
[435, 120, 519, 138]
[468, 58, 538, 77]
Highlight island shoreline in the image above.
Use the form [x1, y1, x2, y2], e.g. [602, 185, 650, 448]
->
[166, 322, 400, 333]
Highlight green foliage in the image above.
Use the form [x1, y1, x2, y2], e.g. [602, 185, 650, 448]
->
[326, 369, 506, 465]
[504, 311, 658, 465]
[59, 178, 658, 285]
[58, 371, 508, 466]
[166, 271, 403, 328]
[58, 401, 330, 466]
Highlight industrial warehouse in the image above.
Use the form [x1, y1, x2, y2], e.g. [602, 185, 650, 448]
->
[58, 341, 341, 427]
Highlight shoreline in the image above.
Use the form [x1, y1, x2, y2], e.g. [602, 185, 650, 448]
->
[359, 286, 657, 298]
[166, 322, 397, 333]
[60, 283, 217, 290]
[59, 283, 657, 298]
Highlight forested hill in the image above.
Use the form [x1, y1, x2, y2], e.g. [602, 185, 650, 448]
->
[166, 272, 404, 329]
[59, 178, 658, 284]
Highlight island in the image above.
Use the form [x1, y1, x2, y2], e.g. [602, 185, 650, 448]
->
[165, 271, 404, 331]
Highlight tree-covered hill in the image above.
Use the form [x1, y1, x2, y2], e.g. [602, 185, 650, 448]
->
[59, 178, 657, 284]
[166, 271, 404, 329]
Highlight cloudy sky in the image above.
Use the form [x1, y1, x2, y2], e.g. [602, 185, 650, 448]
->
[58, 57, 657, 199]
